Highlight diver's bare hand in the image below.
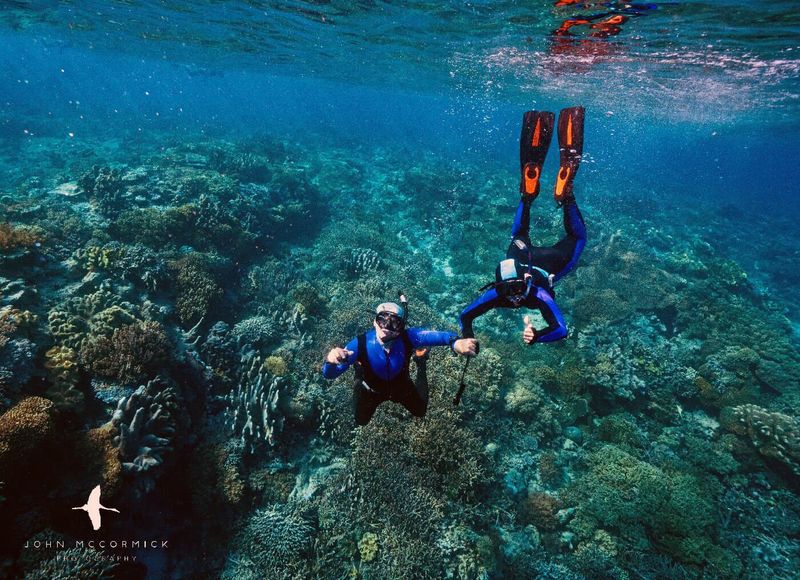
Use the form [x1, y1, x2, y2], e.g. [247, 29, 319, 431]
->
[326, 347, 353, 364]
[523, 315, 538, 345]
[454, 338, 479, 356]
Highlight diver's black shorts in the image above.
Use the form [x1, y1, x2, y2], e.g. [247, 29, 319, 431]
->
[507, 235, 580, 280]
[353, 365, 428, 426]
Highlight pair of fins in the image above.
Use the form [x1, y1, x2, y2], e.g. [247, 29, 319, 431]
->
[519, 106, 584, 205]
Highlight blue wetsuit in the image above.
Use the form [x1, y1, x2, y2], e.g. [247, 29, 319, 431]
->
[460, 197, 586, 342]
[322, 327, 457, 425]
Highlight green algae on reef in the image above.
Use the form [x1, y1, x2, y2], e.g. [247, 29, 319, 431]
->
[1, 131, 799, 579]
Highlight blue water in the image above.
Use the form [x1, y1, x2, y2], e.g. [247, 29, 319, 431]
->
[2, 1, 800, 578]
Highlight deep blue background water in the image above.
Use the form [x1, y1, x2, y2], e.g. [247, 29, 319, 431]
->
[2, 2, 799, 247]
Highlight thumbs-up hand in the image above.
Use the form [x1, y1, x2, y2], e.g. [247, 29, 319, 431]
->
[522, 315, 538, 345]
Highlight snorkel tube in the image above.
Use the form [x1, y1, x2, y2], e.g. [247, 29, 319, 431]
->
[398, 291, 409, 327]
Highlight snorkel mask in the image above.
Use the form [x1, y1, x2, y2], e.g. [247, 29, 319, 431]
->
[495, 259, 531, 301]
[375, 302, 406, 333]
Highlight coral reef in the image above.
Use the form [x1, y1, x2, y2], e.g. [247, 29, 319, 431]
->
[48, 289, 139, 351]
[223, 504, 314, 579]
[0, 222, 43, 252]
[0, 397, 57, 485]
[170, 253, 223, 325]
[24, 544, 118, 579]
[0, 307, 36, 408]
[43, 346, 84, 412]
[110, 378, 179, 493]
[578, 314, 700, 401]
[225, 351, 288, 453]
[79, 320, 172, 384]
[2, 127, 800, 579]
[722, 404, 800, 476]
[565, 444, 730, 567]
[71, 242, 168, 292]
[77, 165, 126, 216]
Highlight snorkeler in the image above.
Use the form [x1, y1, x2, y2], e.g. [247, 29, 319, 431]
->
[459, 107, 587, 345]
[551, 2, 658, 38]
[322, 298, 478, 426]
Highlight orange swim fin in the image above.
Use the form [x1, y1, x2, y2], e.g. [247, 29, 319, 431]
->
[554, 106, 584, 204]
[519, 110, 555, 199]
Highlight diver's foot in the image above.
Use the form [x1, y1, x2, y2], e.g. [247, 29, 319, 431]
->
[554, 106, 584, 205]
[519, 110, 555, 199]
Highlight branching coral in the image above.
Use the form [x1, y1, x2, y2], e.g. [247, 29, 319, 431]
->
[77, 165, 127, 216]
[0, 222, 43, 252]
[435, 524, 495, 580]
[0, 307, 36, 407]
[225, 351, 287, 454]
[111, 206, 191, 248]
[566, 445, 721, 565]
[721, 404, 800, 476]
[313, 410, 465, 578]
[24, 544, 118, 580]
[232, 315, 278, 349]
[80, 320, 173, 384]
[345, 247, 383, 278]
[110, 378, 179, 493]
[242, 259, 299, 304]
[188, 440, 245, 512]
[222, 504, 314, 580]
[171, 253, 223, 325]
[0, 397, 57, 484]
[521, 491, 561, 531]
[358, 532, 379, 562]
[577, 314, 700, 401]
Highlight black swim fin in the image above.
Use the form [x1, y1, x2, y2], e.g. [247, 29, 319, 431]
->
[554, 106, 584, 204]
[519, 110, 555, 199]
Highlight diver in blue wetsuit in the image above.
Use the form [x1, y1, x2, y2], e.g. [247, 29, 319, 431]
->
[460, 107, 587, 345]
[323, 300, 478, 426]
